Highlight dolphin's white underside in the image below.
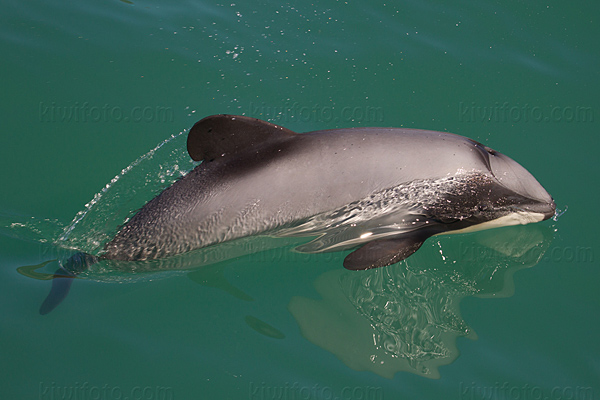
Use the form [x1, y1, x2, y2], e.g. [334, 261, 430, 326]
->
[439, 211, 546, 236]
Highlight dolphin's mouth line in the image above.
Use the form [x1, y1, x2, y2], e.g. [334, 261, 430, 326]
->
[506, 198, 556, 220]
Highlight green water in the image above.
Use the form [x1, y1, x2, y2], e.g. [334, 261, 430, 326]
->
[1, 0, 598, 399]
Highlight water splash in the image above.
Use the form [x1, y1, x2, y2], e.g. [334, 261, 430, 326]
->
[0, 213, 65, 244]
[56, 130, 194, 254]
[552, 205, 568, 222]
[3, 130, 195, 257]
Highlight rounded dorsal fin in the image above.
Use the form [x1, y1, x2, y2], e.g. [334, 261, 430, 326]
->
[187, 114, 297, 161]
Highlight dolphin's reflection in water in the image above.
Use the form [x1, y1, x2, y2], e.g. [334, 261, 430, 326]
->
[288, 225, 554, 379]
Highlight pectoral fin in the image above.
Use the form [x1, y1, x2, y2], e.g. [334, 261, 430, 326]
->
[343, 234, 428, 271]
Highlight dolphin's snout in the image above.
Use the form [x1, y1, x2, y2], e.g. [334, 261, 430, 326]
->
[517, 197, 556, 221]
[543, 198, 557, 221]
[487, 151, 555, 218]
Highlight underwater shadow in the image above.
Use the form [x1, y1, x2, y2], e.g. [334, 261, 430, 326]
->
[288, 224, 554, 379]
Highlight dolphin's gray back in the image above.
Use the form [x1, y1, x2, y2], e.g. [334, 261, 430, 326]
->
[103, 125, 491, 261]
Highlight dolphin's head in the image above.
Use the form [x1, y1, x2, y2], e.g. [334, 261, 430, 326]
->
[470, 141, 556, 222]
[424, 139, 556, 234]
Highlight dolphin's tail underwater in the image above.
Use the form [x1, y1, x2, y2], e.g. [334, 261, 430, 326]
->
[39, 252, 99, 315]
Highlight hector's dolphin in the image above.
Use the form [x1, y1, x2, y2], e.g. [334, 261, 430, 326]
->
[40, 114, 555, 313]
[105, 114, 555, 267]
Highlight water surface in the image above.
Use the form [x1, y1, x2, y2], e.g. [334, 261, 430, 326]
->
[1, 0, 598, 399]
